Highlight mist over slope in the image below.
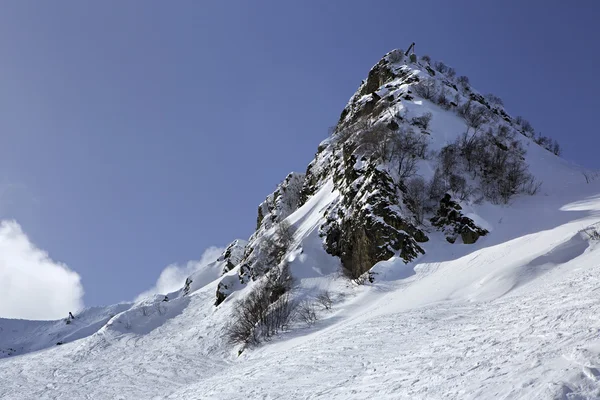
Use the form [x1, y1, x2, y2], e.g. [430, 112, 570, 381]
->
[2, 49, 600, 399]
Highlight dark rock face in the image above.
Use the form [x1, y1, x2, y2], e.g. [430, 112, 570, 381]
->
[431, 194, 488, 244]
[322, 151, 427, 279]
[360, 59, 395, 96]
[215, 281, 229, 306]
[256, 206, 264, 231]
[356, 93, 381, 120]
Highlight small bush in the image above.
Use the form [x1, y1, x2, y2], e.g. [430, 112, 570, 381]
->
[522, 178, 542, 195]
[421, 55, 431, 63]
[458, 100, 489, 133]
[457, 75, 470, 87]
[436, 87, 451, 109]
[411, 112, 433, 130]
[356, 122, 397, 162]
[582, 226, 600, 241]
[316, 291, 333, 310]
[515, 116, 535, 137]
[428, 168, 446, 201]
[485, 93, 504, 107]
[413, 80, 438, 101]
[552, 140, 561, 156]
[405, 176, 428, 224]
[227, 269, 295, 346]
[434, 61, 448, 74]
[389, 127, 428, 181]
[297, 300, 318, 326]
[438, 124, 538, 204]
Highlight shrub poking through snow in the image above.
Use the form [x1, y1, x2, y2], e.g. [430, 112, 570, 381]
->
[457, 75, 470, 87]
[582, 225, 600, 241]
[227, 265, 294, 346]
[316, 291, 333, 310]
[411, 112, 433, 131]
[412, 80, 438, 101]
[296, 300, 318, 327]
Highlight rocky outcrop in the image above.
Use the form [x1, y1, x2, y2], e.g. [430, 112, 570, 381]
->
[213, 48, 534, 306]
[219, 239, 248, 274]
[431, 194, 488, 244]
[359, 59, 396, 96]
[322, 149, 427, 279]
[256, 172, 305, 231]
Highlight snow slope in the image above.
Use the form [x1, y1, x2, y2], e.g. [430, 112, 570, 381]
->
[2, 51, 600, 399]
[0, 303, 131, 359]
[2, 154, 600, 400]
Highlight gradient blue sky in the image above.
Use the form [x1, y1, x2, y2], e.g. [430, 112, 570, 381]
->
[1, 1, 599, 307]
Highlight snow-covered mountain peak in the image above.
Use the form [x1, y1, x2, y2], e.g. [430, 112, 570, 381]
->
[3, 47, 600, 400]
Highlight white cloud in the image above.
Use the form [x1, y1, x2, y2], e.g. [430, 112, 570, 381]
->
[135, 246, 224, 302]
[0, 220, 84, 320]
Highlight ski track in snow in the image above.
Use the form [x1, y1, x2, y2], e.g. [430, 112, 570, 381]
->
[5, 229, 600, 399]
[176, 265, 600, 400]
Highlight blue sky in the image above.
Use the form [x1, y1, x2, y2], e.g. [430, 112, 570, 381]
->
[1, 0, 599, 313]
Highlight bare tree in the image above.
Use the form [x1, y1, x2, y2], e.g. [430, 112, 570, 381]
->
[227, 274, 295, 346]
[412, 80, 438, 100]
[552, 139, 561, 156]
[316, 291, 333, 310]
[405, 176, 428, 224]
[515, 116, 535, 136]
[411, 112, 433, 130]
[357, 123, 396, 162]
[436, 87, 451, 109]
[457, 75, 470, 87]
[485, 93, 504, 107]
[389, 127, 426, 182]
[458, 100, 489, 133]
[261, 293, 295, 339]
[434, 61, 449, 74]
[428, 168, 446, 201]
[421, 55, 431, 63]
[296, 300, 318, 326]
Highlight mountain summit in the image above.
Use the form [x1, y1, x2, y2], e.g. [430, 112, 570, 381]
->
[2, 49, 600, 400]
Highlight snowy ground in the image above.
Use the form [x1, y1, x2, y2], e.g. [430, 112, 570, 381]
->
[4, 183, 600, 399]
